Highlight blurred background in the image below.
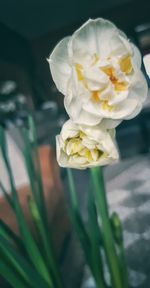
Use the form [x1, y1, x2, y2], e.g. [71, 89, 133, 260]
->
[0, 0, 150, 287]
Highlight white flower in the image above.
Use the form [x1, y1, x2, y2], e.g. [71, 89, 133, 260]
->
[48, 18, 148, 126]
[143, 54, 150, 78]
[56, 119, 119, 169]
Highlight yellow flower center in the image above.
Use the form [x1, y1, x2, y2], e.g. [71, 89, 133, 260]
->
[119, 55, 133, 74]
[101, 66, 128, 92]
[65, 133, 104, 163]
[101, 66, 115, 80]
[101, 100, 114, 112]
[91, 91, 100, 103]
[114, 82, 128, 92]
[75, 63, 84, 81]
[75, 54, 132, 112]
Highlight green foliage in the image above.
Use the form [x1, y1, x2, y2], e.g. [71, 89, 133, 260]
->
[0, 119, 64, 288]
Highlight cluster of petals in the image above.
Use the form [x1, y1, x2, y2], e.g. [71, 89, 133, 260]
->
[56, 120, 119, 169]
[49, 18, 148, 168]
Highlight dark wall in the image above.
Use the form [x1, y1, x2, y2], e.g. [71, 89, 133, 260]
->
[0, 0, 149, 38]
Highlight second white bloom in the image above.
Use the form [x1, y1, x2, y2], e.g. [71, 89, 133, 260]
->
[56, 120, 119, 169]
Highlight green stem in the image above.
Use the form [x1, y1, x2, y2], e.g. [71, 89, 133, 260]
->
[119, 241, 128, 288]
[67, 169, 106, 288]
[90, 167, 123, 288]
[88, 183, 106, 288]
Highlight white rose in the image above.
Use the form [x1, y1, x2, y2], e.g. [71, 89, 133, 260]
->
[56, 119, 119, 169]
[48, 18, 148, 126]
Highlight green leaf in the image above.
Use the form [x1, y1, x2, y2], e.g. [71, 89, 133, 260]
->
[0, 181, 14, 210]
[21, 127, 38, 203]
[0, 220, 26, 255]
[0, 234, 49, 288]
[15, 199, 53, 286]
[22, 119, 48, 234]
[27, 116, 47, 219]
[28, 197, 64, 288]
[0, 260, 27, 288]
[0, 220, 21, 243]
[0, 126, 52, 286]
[22, 118, 64, 288]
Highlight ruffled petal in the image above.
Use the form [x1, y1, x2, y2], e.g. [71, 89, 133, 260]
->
[61, 120, 78, 141]
[129, 70, 148, 104]
[124, 103, 142, 120]
[99, 98, 138, 119]
[48, 37, 71, 95]
[132, 43, 142, 70]
[109, 90, 129, 105]
[70, 18, 132, 61]
[100, 119, 122, 129]
[64, 94, 102, 125]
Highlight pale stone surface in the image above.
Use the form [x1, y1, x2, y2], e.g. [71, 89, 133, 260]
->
[0, 133, 28, 194]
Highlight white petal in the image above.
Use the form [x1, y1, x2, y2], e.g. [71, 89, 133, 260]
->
[64, 94, 102, 126]
[143, 54, 150, 77]
[109, 90, 129, 105]
[129, 70, 148, 104]
[82, 137, 97, 149]
[100, 98, 138, 119]
[61, 120, 78, 140]
[84, 67, 108, 90]
[70, 18, 132, 60]
[110, 99, 139, 119]
[109, 34, 132, 57]
[48, 37, 71, 95]
[132, 43, 142, 70]
[83, 97, 138, 120]
[56, 135, 68, 167]
[99, 84, 114, 100]
[82, 100, 102, 116]
[124, 103, 142, 120]
[81, 125, 106, 142]
[100, 119, 122, 129]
